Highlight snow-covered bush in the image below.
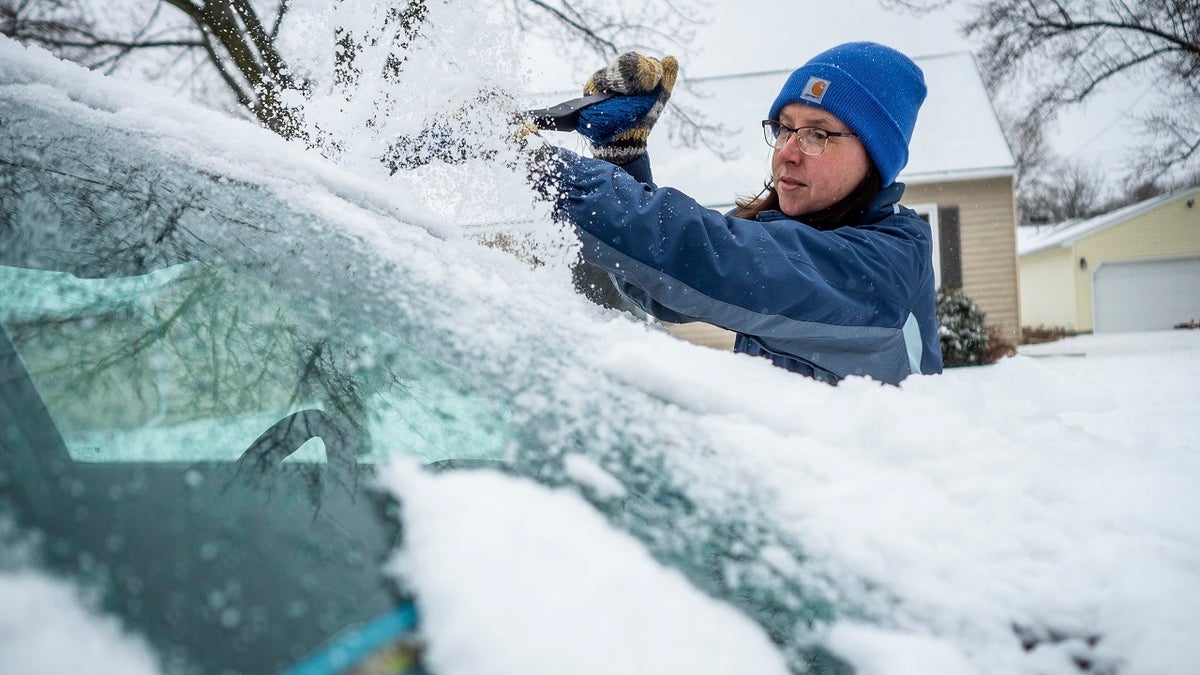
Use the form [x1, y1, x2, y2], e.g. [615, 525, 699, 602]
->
[937, 287, 990, 367]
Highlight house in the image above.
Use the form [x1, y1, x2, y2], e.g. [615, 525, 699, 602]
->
[641, 50, 1021, 350]
[1017, 187, 1200, 333]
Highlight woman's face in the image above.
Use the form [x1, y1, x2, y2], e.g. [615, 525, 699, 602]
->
[771, 102, 871, 218]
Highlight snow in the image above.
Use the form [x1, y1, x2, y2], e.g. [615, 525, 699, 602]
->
[826, 622, 982, 675]
[381, 462, 791, 675]
[562, 452, 627, 500]
[0, 569, 161, 675]
[3, 7, 1200, 674]
[377, 329, 1200, 675]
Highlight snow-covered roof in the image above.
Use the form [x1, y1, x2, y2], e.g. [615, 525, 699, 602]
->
[642, 50, 1015, 208]
[1017, 186, 1200, 256]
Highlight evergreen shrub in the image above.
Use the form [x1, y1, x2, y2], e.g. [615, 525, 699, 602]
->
[936, 287, 990, 367]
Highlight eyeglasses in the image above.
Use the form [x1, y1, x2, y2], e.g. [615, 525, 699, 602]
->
[761, 120, 858, 156]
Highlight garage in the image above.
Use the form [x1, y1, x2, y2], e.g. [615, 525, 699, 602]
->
[1093, 256, 1200, 332]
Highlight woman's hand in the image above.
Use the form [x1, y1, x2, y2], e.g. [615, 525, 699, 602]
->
[578, 52, 678, 165]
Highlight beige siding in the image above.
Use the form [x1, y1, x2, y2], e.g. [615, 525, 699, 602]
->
[1073, 191, 1200, 331]
[664, 322, 735, 350]
[904, 176, 1021, 345]
[1019, 247, 1077, 330]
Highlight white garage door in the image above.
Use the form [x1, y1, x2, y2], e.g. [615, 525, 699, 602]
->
[1093, 256, 1200, 332]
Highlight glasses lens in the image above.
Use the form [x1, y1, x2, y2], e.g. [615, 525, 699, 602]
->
[795, 128, 828, 156]
[762, 121, 781, 148]
[763, 123, 829, 155]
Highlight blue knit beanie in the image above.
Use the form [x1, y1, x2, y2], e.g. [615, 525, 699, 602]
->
[768, 42, 926, 187]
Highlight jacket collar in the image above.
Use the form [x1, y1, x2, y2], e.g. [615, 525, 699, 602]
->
[868, 182, 907, 220]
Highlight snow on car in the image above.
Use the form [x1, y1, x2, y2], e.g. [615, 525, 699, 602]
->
[2, 31, 1199, 675]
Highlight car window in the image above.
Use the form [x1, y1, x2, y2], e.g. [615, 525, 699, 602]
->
[3, 262, 510, 466]
[1, 93, 512, 468]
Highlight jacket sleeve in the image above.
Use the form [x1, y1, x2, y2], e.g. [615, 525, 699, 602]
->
[550, 150, 933, 335]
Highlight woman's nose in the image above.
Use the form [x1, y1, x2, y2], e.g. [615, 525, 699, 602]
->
[776, 134, 804, 163]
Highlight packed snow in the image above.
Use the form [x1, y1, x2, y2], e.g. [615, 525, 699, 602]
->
[3, 2, 1199, 673]
[383, 330, 1200, 675]
[382, 462, 792, 675]
[0, 569, 160, 675]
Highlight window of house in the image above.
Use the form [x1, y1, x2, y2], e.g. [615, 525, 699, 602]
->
[911, 204, 963, 289]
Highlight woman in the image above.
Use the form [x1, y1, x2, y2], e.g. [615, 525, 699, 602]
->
[541, 42, 943, 385]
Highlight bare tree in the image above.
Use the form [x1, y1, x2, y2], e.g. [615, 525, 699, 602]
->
[1137, 73, 1200, 184]
[2, 0, 711, 145]
[2, 0, 308, 136]
[997, 107, 1051, 189]
[888, 0, 1200, 188]
[1021, 159, 1109, 223]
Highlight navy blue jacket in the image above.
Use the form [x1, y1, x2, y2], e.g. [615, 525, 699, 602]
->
[550, 150, 943, 384]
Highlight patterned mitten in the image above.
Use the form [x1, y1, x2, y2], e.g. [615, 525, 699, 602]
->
[578, 52, 678, 165]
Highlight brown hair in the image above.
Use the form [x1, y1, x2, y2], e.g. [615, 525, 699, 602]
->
[731, 162, 882, 231]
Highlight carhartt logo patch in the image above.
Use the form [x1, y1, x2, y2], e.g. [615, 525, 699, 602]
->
[801, 76, 830, 104]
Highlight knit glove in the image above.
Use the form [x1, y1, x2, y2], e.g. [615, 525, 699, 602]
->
[578, 52, 678, 165]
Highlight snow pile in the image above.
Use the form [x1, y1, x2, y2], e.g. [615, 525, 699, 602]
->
[378, 329, 1200, 675]
[0, 570, 160, 675]
[382, 461, 791, 675]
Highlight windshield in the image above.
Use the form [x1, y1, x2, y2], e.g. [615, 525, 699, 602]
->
[0, 67, 845, 673]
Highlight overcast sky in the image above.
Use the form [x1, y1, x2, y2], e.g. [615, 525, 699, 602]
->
[522, 0, 1152, 193]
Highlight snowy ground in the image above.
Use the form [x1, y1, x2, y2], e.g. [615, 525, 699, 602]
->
[1016, 330, 1198, 454]
[384, 330, 1200, 675]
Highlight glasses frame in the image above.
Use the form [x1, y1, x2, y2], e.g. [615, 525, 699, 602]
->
[761, 120, 858, 157]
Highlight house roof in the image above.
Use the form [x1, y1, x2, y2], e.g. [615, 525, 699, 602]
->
[1017, 186, 1200, 257]
[634, 50, 1016, 209]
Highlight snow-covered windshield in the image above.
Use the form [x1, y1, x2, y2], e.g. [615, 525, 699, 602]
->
[0, 55, 824, 671]
[2, 9, 1199, 675]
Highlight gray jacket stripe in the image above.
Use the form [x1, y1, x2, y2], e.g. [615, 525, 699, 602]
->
[902, 312, 923, 375]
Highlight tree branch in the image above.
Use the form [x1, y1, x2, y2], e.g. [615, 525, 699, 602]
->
[1032, 17, 1200, 55]
[1067, 46, 1174, 101]
[270, 0, 289, 41]
[230, 0, 289, 84]
[523, 0, 619, 57]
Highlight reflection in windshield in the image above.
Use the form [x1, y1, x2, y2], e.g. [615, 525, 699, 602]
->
[1, 123, 513, 466]
[3, 261, 511, 465]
